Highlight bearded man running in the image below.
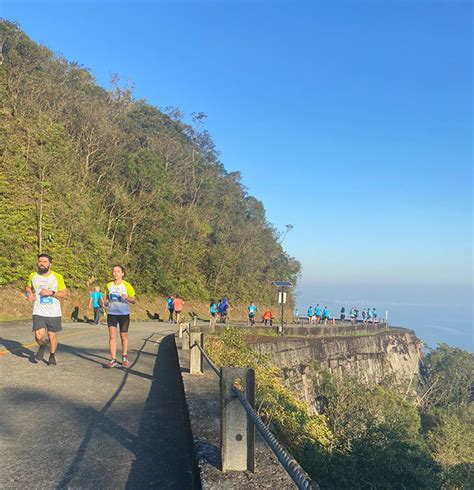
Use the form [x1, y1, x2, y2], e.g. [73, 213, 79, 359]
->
[25, 254, 67, 366]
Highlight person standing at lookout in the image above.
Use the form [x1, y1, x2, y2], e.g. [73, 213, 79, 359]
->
[340, 306, 346, 325]
[307, 306, 313, 323]
[104, 265, 136, 368]
[323, 306, 330, 324]
[315, 304, 322, 324]
[25, 254, 67, 366]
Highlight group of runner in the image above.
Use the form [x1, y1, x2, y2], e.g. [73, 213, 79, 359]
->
[306, 305, 333, 324]
[25, 253, 136, 368]
[207, 299, 276, 327]
[209, 297, 230, 323]
[347, 306, 378, 325]
[166, 295, 185, 323]
[245, 302, 275, 326]
[304, 305, 378, 325]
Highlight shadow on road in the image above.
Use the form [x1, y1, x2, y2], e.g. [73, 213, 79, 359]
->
[125, 334, 201, 489]
[1, 332, 200, 488]
[55, 333, 200, 489]
[56, 333, 158, 489]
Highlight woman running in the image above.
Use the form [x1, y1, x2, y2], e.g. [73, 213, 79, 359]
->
[104, 265, 136, 368]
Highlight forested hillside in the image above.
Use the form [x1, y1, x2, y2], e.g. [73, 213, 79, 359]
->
[0, 21, 300, 300]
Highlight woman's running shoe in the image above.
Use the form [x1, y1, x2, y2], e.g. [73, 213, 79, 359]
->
[107, 359, 118, 368]
[122, 355, 129, 367]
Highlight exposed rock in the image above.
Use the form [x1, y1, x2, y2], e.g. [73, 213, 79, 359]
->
[247, 328, 420, 411]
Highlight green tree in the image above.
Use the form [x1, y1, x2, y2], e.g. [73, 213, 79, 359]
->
[419, 344, 474, 411]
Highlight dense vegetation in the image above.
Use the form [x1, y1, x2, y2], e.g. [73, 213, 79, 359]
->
[0, 21, 300, 301]
[208, 329, 474, 489]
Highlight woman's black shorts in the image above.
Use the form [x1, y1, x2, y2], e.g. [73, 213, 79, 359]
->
[107, 314, 130, 332]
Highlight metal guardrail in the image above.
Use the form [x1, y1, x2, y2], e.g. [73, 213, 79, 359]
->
[190, 340, 315, 490]
[231, 384, 315, 490]
[193, 341, 220, 377]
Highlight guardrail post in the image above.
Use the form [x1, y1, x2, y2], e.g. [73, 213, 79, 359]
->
[190, 332, 204, 374]
[220, 368, 255, 472]
[182, 323, 190, 350]
[193, 315, 197, 327]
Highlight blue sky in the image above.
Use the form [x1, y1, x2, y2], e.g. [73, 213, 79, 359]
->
[3, 0, 472, 288]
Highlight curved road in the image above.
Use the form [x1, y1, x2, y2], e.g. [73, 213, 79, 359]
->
[0, 321, 200, 489]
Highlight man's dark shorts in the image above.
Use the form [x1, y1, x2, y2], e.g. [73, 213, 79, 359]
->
[107, 314, 130, 333]
[32, 315, 62, 332]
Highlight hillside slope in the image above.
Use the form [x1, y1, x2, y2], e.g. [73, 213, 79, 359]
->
[0, 20, 299, 302]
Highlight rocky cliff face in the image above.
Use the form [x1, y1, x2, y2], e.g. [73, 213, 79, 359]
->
[247, 329, 420, 411]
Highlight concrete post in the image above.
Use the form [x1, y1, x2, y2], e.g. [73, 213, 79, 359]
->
[190, 332, 203, 374]
[220, 368, 255, 472]
[193, 315, 197, 327]
[178, 323, 184, 338]
[182, 324, 190, 350]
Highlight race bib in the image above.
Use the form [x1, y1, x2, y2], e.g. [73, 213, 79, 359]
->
[40, 296, 53, 305]
[110, 294, 122, 302]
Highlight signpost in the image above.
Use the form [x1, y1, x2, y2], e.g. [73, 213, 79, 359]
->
[273, 281, 293, 335]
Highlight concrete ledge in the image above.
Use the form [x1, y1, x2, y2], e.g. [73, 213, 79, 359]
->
[192, 322, 409, 338]
[177, 337, 296, 489]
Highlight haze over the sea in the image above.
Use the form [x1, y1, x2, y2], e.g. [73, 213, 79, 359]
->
[297, 283, 473, 352]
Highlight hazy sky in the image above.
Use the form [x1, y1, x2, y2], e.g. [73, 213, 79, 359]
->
[3, 0, 472, 287]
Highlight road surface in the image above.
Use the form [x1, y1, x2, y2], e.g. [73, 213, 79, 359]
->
[0, 320, 200, 489]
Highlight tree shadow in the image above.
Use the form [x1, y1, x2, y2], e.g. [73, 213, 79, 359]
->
[146, 310, 160, 321]
[59, 344, 155, 380]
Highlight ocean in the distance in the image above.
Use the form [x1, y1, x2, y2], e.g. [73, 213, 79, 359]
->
[296, 283, 473, 352]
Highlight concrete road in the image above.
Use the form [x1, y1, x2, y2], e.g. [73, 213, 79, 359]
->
[0, 320, 200, 489]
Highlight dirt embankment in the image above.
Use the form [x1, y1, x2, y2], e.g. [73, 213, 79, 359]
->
[0, 287, 279, 323]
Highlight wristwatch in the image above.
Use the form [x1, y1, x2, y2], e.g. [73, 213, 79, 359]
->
[51, 291, 56, 297]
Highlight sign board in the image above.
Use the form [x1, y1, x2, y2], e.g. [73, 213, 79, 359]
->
[273, 281, 293, 288]
[278, 292, 287, 304]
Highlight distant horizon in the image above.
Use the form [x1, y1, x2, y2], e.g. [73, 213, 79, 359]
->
[296, 281, 473, 351]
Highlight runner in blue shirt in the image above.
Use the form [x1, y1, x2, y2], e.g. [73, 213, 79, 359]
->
[315, 304, 322, 324]
[373, 307, 377, 322]
[219, 296, 229, 323]
[166, 295, 174, 323]
[323, 306, 329, 324]
[247, 302, 257, 326]
[89, 286, 103, 325]
[209, 300, 217, 327]
[307, 306, 313, 323]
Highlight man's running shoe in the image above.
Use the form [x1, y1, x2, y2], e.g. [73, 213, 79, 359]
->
[48, 353, 57, 366]
[35, 343, 46, 362]
[107, 359, 118, 368]
[122, 356, 129, 367]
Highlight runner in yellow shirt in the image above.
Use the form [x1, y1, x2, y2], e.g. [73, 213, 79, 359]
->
[104, 265, 136, 368]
